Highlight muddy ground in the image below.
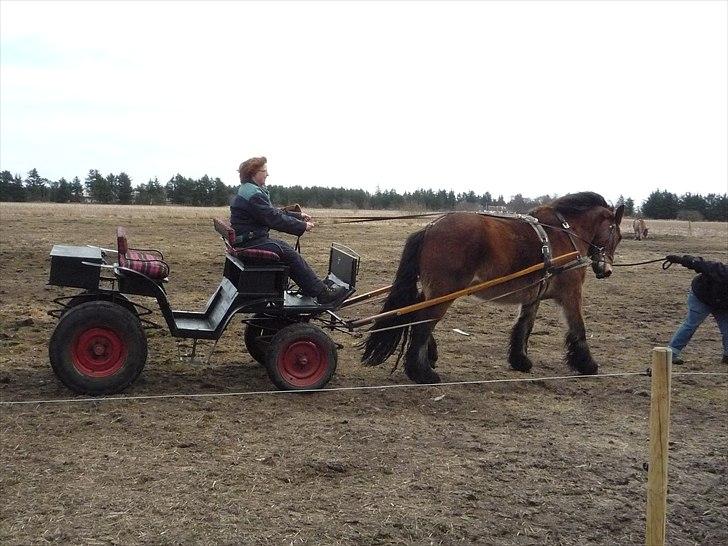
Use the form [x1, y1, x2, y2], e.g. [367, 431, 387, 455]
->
[1, 203, 726, 545]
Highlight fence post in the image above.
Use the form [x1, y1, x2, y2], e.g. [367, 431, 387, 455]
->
[645, 347, 672, 546]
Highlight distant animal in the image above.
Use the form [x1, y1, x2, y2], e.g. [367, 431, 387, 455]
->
[361, 192, 625, 384]
[633, 218, 648, 240]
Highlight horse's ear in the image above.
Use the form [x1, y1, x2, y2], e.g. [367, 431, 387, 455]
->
[614, 204, 625, 225]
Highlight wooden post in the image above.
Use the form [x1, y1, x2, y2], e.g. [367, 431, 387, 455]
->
[645, 347, 672, 546]
[688, 220, 693, 237]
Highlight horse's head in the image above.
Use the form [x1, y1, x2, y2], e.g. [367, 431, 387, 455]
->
[590, 204, 624, 278]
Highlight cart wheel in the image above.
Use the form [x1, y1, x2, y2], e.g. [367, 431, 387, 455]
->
[266, 324, 337, 390]
[244, 314, 291, 364]
[62, 292, 136, 317]
[49, 301, 147, 395]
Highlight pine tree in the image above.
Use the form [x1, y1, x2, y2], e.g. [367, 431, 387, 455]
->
[0, 171, 26, 201]
[117, 172, 133, 204]
[25, 168, 48, 201]
[70, 177, 84, 202]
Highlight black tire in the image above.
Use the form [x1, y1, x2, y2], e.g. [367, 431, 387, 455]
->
[265, 324, 337, 390]
[62, 292, 137, 317]
[49, 301, 147, 395]
[244, 314, 292, 364]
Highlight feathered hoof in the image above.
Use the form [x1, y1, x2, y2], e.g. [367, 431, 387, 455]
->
[575, 360, 598, 375]
[405, 363, 441, 384]
[509, 354, 533, 373]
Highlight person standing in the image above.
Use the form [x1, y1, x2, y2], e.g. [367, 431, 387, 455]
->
[665, 254, 728, 364]
[230, 156, 347, 305]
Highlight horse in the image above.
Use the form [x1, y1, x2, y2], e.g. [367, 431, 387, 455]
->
[632, 218, 648, 240]
[361, 192, 625, 384]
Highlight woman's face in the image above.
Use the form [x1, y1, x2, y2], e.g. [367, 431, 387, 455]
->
[253, 164, 268, 186]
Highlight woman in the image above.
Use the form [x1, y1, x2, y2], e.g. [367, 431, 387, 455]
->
[230, 156, 347, 305]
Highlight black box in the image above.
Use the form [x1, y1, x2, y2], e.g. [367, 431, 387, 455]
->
[49, 245, 103, 289]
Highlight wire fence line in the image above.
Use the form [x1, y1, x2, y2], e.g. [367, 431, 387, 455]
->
[1, 370, 725, 407]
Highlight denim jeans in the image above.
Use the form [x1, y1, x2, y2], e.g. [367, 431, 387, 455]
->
[244, 237, 325, 297]
[669, 291, 728, 357]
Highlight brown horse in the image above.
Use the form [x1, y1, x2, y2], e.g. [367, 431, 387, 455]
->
[633, 218, 648, 240]
[361, 192, 625, 383]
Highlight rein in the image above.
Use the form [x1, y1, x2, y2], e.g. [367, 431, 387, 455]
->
[614, 257, 672, 268]
[331, 212, 445, 224]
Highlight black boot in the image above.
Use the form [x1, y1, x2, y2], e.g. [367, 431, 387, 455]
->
[316, 284, 347, 305]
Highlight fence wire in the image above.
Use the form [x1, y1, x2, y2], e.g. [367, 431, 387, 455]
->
[1, 370, 725, 407]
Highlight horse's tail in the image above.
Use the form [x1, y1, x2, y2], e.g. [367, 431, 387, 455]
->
[361, 228, 426, 366]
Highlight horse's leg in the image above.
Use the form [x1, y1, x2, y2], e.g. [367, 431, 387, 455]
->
[508, 300, 541, 372]
[403, 303, 450, 383]
[427, 335, 438, 368]
[559, 297, 598, 375]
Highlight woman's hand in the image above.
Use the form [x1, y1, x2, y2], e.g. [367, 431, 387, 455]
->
[301, 212, 312, 221]
[305, 221, 315, 232]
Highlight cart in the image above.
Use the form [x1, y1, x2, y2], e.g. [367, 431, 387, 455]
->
[47, 219, 360, 394]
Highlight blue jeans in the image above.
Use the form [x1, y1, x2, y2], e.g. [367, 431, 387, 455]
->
[244, 237, 325, 297]
[669, 291, 728, 357]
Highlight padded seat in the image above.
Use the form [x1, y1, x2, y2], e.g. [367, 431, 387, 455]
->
[117, 227, 170, 280]
[213, 218, 280, 263]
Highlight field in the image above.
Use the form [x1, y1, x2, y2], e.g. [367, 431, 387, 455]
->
[1, 202, 726, 545]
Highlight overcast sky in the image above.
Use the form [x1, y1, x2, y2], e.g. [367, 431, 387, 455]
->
[1, 0, 726, 206]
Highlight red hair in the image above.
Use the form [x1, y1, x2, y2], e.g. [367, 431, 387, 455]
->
[238, 156, 267, 183]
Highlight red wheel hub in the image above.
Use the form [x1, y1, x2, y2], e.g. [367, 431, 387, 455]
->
[72, 327, 127, 378]
[277, 340, 327, 387]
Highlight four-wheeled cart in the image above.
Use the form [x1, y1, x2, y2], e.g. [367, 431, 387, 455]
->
[47, 220, 360, 394]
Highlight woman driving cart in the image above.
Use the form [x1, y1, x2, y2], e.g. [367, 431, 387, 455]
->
[230, 156, 347, 305]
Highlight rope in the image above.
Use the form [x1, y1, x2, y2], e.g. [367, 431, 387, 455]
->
[0, 370, 705, 407]
[613, 257, 669, 268]
[2, 371, 724, 407]
[672, 372, 728, 377]
[330, 212, 445, 224]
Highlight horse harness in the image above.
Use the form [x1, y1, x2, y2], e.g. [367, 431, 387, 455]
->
[476, 210, 593, 297]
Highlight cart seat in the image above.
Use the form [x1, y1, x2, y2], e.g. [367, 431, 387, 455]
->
[116, 227, 170, 280]
[213, 218, 280, 263]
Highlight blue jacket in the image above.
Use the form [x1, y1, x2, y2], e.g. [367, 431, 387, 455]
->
[230, 182, 306, 244]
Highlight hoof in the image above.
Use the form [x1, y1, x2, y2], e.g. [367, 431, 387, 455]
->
[405, 364, 441, 384]
[509, 354, 533, 373]
[571, 359, 598, 375]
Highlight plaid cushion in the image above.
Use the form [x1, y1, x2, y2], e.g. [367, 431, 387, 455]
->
[232, 248, 280, 262]
[213, 218, 237, 246]
[213, 218, 280, 263]
[120, 249, 170, 279]
[116, 227, 169, 280]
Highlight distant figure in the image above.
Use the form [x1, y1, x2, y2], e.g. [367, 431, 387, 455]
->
[633, 218, 648, 240]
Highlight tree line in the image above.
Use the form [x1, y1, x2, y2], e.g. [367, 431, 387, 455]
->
[0, 168, 725, 221]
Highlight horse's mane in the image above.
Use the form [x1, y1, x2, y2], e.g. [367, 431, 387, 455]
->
[536, 192, 611, 215]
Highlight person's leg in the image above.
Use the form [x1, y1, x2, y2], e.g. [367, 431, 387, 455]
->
[248, 239, 325, 296]
[711, 308, 728, 362]
[668, 291, 711, 362]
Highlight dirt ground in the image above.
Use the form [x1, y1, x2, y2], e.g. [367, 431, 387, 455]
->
[1, 202, 726, 545]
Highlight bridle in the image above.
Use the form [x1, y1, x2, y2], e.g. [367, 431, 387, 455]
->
[538, 210, 619, 272]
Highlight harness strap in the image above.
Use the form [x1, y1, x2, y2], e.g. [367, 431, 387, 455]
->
[479, 211, 554, 298]
[553, 211, 583, 258]
[477, 210, 597, 298]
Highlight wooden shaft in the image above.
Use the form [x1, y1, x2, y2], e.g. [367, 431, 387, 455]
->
[645, 347, 672, 546]
[349, 251, 579, 328]
[340, 285, 392, 308]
